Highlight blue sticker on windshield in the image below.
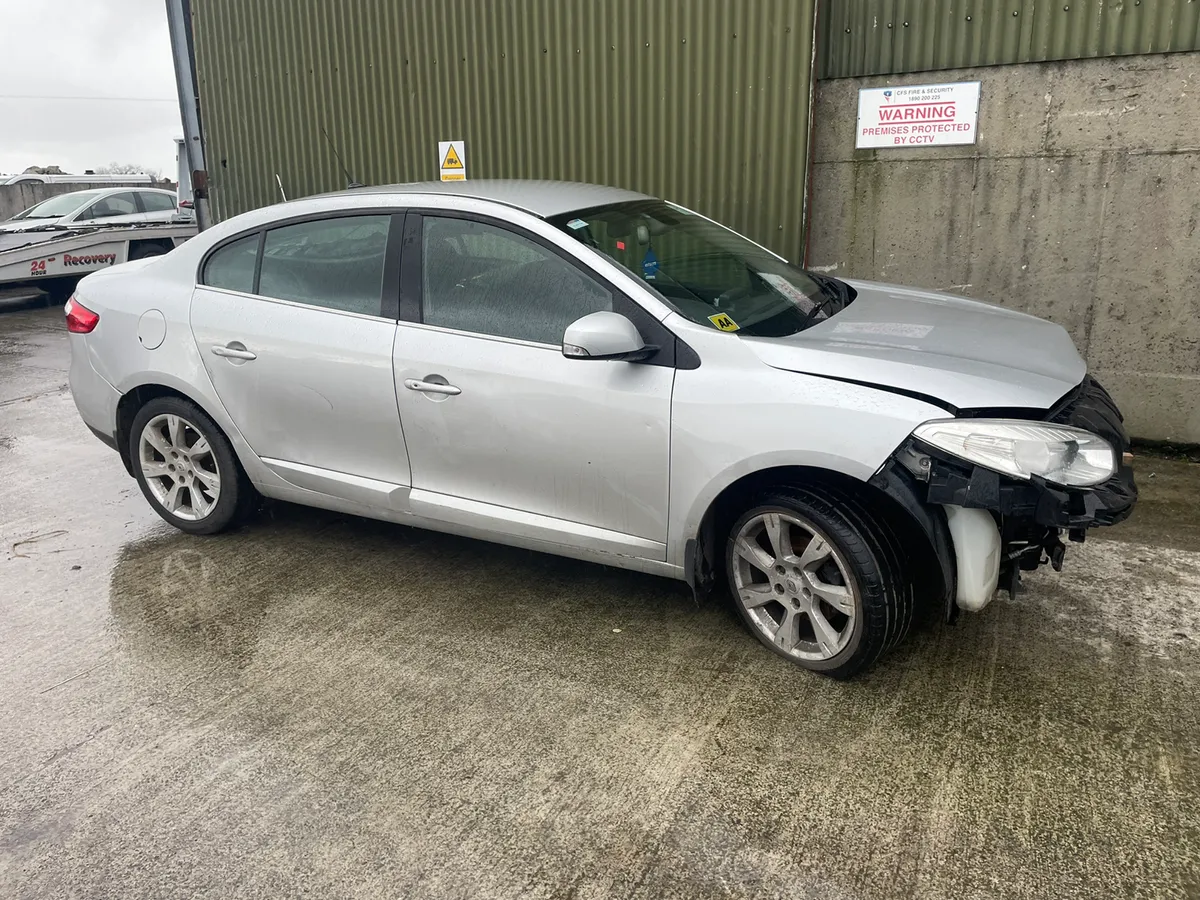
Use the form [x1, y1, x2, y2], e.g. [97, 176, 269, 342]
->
[567, 218, 588, 230]
[642, 247, 659, 280]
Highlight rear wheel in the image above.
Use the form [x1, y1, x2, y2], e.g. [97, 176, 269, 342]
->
[725, 486, 913, 679]
[129, 397, 253, 535]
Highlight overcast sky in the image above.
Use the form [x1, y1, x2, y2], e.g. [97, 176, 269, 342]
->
[0, 0, 182, 178]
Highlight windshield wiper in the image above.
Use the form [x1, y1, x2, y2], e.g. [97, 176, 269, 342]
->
[802, 273, 853, 326]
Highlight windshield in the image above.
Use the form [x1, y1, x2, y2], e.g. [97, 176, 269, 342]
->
[11, 191, 102, 221]
[551, 199, 854, 337]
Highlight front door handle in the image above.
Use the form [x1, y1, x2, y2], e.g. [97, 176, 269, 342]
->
[211, 344, 257, 361]
[404, 378, 461, 396]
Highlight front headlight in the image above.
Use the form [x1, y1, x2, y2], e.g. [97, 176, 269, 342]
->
[912, 419, 1115, 487]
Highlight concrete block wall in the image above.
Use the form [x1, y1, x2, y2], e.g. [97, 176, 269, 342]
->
[807, 52, 1200, 443]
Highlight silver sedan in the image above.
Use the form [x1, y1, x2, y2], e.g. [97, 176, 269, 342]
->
[64, 181, 1136, 678]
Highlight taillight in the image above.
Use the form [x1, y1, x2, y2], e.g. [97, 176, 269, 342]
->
[64, 296, 99, 334]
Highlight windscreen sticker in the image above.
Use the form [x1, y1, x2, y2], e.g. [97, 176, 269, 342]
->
[759, 273, 818, 313]
[641, 247, 659, 280]
[708, 313, 740, 332]
[567, 218, 588, 230]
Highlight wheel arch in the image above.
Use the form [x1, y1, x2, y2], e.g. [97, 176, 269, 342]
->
[114, 378, 243, 478]
[127, 238, 175, 260]
[684, 462, 952, 614]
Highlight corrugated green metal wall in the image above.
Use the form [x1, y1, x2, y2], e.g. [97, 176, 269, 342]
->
[819, 0, 1200, 79]
[190, 0, 818, 260]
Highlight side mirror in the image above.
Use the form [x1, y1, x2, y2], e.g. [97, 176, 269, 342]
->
[562, 311, 656, 362]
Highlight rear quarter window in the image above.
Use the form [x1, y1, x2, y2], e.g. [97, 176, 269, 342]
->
[202, 234, 259, 293]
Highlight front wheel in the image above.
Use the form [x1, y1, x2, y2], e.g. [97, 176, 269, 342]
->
[129, 397, 253, 535]
[725, 486, 914, 679]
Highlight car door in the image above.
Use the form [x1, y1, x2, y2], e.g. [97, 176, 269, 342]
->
[190, 212, 412, 500]
[392, 211, 675, 560]
[73, 191, 143, 227]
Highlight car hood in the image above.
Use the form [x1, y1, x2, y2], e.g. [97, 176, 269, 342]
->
[743, 279, 1085, 411]
[0, 218, 63, 233]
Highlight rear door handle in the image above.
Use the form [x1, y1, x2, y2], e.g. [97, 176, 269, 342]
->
[211, 344, 257, 361]
[404, 378, 461, 396]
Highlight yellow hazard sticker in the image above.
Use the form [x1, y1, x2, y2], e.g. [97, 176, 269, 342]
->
[441, 144, 464, 169]
[708, 313, 740, 332]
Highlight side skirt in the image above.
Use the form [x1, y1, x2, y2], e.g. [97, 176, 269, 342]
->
[256, 460, 683, 581]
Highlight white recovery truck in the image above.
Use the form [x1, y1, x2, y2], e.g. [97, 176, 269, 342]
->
[0, 222, 198, 309]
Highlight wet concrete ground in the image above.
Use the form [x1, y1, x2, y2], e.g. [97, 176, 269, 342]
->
[2, 305, 1198, 899]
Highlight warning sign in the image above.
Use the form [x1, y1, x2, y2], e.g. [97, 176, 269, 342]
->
[438, 140, 466, 182]
[708, 313, 740, 333]
[856, 81, 980, 149]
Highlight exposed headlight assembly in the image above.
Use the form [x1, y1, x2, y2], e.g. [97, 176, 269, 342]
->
[913, 419, 1115, 487]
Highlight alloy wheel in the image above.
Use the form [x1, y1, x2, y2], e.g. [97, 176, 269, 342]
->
[731, 511, 858, 662]
[138, 414, 222, 521]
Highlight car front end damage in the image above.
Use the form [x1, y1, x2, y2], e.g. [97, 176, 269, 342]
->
[871, 377, 1137, 620]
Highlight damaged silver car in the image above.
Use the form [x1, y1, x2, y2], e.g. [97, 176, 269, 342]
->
[65, 181, 1136, 678]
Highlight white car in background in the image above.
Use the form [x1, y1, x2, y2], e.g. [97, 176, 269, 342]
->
[0, 188, 180, 233]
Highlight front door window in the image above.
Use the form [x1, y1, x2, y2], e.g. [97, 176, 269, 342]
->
[421, 216, 612, 344]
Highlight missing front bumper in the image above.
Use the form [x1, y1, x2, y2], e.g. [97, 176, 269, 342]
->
[872, 376, 1138, 619]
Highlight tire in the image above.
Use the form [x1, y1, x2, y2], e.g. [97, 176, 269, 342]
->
[724, 485, 914, 680]
[129, 396, 254, 535]
[129, 244, 168, 261]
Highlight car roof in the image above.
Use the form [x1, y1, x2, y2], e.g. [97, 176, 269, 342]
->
[107, 187, 175, 195]
[342, 180, 651, 219]
[42, 186, 174, 204]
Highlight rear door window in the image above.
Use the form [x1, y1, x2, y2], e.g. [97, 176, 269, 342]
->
[258, 216, 391, 317]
